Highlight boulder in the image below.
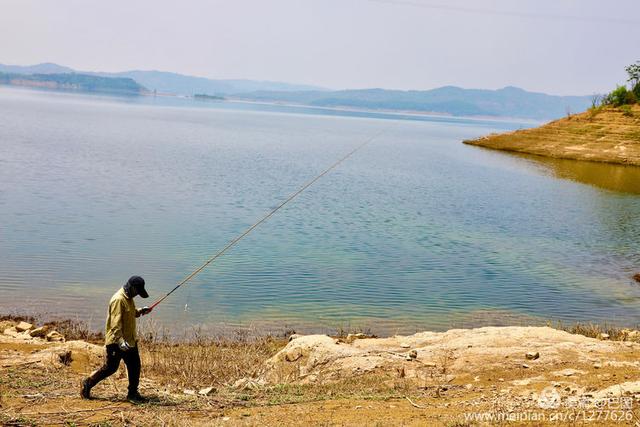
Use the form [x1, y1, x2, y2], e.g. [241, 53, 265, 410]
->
[15, 322, 34, 332]
[3, 326, 19, 337]
[46, 330, 65, 342]
[29, 326, 50, 338]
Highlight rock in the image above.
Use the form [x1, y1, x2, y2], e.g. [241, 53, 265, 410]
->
[198, 386, 216, 396]
[593, 381, 640, 399]
[3, 326, 19, 337]
[521, 364, 530, 369]
[183, 389, 196, 395]
[15, 322, 34, 332]
[399, 343, 410, 348]
[525, 351, 539, 360]
[29, 326, 50, 338]
[598, 333, 610, 340]
[593, 362, 602, 369]
[406, 350, 418, 361]
[46, 330, 65, 342]
[258, 326, 629, 387]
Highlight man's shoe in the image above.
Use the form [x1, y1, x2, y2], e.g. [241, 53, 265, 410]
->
[127, 392, 149, 404]
[80, 378, 92, 399]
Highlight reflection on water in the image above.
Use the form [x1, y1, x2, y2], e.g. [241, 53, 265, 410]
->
[514, 153, 640, 195]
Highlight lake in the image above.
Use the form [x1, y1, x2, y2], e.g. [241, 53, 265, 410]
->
[1, 87, 639, 335]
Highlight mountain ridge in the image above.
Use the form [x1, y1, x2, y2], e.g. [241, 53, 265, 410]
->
[0, 62, 593, 119]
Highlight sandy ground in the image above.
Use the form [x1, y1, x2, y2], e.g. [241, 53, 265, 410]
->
[2, 323, 640, 426]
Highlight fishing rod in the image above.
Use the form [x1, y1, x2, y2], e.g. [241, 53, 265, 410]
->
[149, 129, 385, 310]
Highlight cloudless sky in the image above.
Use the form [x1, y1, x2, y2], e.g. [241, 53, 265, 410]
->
[1, 0, 638, 95]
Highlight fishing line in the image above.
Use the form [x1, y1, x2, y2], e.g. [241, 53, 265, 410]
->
[149, 129, 386, 310]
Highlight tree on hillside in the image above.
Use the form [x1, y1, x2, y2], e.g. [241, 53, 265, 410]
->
[601, 62, 639, 107]
[626, 62, 640, 87]
[626, 61, 640, 97]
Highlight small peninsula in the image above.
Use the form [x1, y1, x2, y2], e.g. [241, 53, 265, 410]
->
[464, 62, 640, 166]
[463, 104, 640, 166]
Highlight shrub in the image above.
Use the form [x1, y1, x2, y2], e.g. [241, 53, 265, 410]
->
[604, 85, 629, 107]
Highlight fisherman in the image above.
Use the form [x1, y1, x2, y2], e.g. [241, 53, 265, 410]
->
[81, 276, 153, 403]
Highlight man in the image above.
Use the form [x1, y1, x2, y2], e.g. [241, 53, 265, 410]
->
[81, 275, 153, 403]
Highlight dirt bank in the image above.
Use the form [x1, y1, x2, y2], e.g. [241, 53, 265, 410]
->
[2, 320, 640, 426]
[464, 105, 640, 166]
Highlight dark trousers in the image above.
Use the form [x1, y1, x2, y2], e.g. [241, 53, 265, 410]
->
[88, 343, 141, 394]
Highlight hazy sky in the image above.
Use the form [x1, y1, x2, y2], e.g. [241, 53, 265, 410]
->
[1, 0, 639, 94]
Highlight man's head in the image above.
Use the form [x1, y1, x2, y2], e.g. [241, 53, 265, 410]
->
[123, 276, 149, 299]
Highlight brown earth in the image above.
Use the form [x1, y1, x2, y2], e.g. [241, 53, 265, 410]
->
[2, 321, 640, 426]
[463, 105, 640, 165]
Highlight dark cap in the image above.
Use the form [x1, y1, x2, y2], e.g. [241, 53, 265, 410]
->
[127, 275, 149, 298]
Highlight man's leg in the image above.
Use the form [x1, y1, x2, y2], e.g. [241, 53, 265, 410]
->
[81, 344, 122, 398]
[122, 346, 142, 399]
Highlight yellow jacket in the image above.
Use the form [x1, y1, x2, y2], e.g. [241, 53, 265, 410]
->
[105, 288, 141, 347]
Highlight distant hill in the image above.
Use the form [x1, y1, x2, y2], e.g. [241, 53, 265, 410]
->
[0, 62, 75, 75]
[0, 62, 593, 119]
[0, 63, 326, 96]
[97, 70, 328, 95]
[234, 86, 592, 120]
[0, 72, 146, 95]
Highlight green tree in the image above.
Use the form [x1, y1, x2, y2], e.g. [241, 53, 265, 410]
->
[626, 61, 640, 89]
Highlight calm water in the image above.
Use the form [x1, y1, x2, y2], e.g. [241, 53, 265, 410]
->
[1, 87, 640, 335]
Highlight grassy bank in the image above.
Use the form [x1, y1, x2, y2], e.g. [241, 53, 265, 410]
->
[463, 105, 640, 165]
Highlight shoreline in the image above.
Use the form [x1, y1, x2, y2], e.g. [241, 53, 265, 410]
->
[3, 315, 640, 425]
[463, 105, 640, 166]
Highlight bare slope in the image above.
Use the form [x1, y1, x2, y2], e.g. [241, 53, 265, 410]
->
[464, 105, 640, 165]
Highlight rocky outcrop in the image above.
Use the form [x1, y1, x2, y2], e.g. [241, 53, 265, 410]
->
[260, 326, 639, 386]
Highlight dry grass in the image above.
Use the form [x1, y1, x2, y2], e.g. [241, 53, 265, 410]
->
[553, 321, 638, 341]
[141, 337, 285, 390]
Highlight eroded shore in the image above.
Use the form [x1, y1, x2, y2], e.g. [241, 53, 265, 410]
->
[464, 105, 640, 166]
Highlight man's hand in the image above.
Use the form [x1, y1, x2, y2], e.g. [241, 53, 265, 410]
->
[119, 339, 132, 352]
[139, 306, 153, 316]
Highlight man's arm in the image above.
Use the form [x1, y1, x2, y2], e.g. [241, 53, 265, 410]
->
[107, 299, 125, 343]
[135, 306, 152, 318]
